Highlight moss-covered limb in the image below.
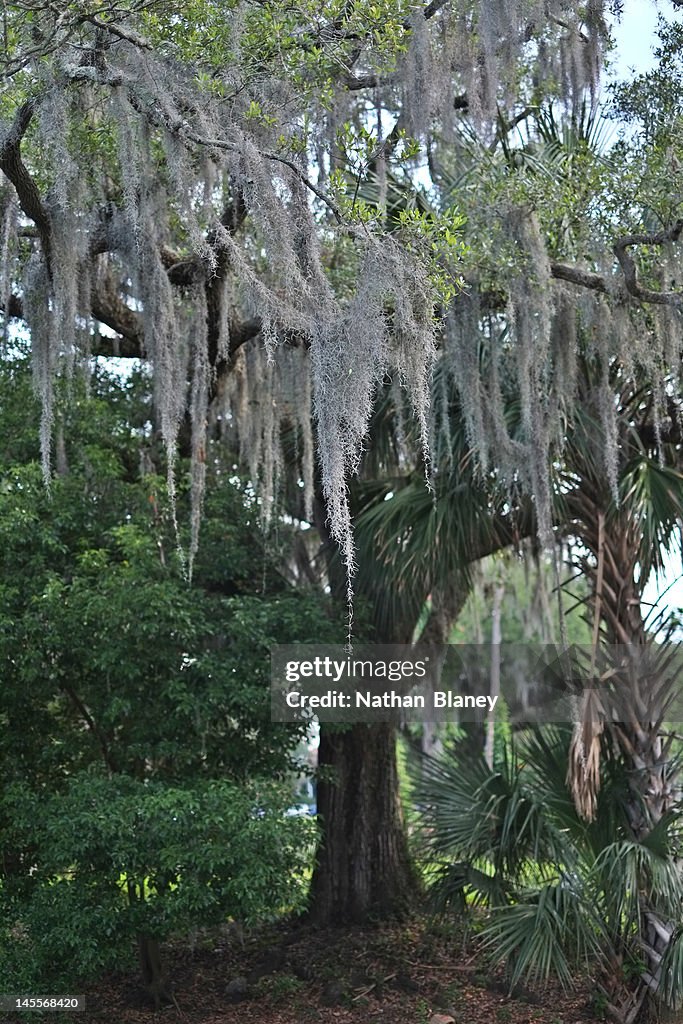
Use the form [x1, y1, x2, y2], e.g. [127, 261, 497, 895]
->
[0, 97, 52, 260]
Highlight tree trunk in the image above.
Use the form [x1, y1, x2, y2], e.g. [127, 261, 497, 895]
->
[307, 482, 421, 925]
[310, 722, 418, 924]
[137, 932, 172, 1008]
[567, 464, 678, 1022]
[484, 583, 503, 769]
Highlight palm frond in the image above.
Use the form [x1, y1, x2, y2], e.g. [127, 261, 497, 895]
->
[427, 860, 509, 914]
[592, 838, 683, 932]
[619, 455, 683, 580]
[415, 734, 573, 887]
[659, 927, 683, 1010]
[482, 879, 603, 991]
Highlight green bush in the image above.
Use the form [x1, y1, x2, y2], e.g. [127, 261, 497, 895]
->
[0, 358, 337, 997]
[1, 774, 315, 990]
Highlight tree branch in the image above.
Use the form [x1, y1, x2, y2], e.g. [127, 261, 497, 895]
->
[101, 72, 345, 224]
[488, 105, 535, 153]
[226, 316, 262, 358]
[60, 682, 117, 775]
[260, 153, 343, 223]
[4, 270, 146, 359]
[613, 220, 683, 308]
[3, 282, 263, 366]
[91, 273, 145, 353]
[86, 15, 153, 50]
[344, 3, 459, 92]
[550, 222, 683, 308]
[0, 98, 52, 259]
[344, 71, 380, 90]
[550, 261, 610, 294]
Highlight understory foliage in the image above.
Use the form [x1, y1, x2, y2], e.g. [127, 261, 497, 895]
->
[3, 777, 313, 992]
[0, 356, 334, 992]
[415, 725, 683, 1017]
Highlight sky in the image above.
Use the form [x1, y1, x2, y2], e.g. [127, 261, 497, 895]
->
[610, 0, 661, 81]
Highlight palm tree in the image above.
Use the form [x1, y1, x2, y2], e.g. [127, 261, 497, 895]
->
[560, 360, 683, 823]
[557, 359, 683, 1023]
[430, 108, 683, 1021]
[345, 159, 683, 1010]
[415, 724, 683, 1021]
[355, 344, 683, 1019]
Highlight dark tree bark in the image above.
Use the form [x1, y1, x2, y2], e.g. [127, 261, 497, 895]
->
[310, 721, 418, 924]
[307, 486, 420, 925]
[137, 933, 172, 1009]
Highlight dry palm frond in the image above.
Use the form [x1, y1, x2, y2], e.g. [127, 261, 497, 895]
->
[567, 686, 605, 822]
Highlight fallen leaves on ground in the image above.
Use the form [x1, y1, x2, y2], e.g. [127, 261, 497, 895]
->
[72, 918, 601, 1024]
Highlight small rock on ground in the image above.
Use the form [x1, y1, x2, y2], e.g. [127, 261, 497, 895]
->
[224, 976, 249, 1003]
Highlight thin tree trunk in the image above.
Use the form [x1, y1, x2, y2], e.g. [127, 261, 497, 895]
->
[485, 584, 503, 769]
[137, 933, 172, 1008]
[418, 584, 468, 762]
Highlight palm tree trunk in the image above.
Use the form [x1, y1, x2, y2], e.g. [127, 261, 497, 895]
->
[567, 491, 677, 1022]
[485, 584, 504, 769]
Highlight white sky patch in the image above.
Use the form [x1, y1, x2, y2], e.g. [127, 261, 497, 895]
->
[643, 545, 683, 633]
[608, 0, 661, 82]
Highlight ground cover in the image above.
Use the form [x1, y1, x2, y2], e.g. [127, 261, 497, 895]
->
[46, 918, 603, 1024]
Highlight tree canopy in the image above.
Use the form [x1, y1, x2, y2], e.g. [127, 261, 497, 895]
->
[4, 0, 674, 592]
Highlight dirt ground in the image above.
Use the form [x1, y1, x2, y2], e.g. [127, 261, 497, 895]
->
[70, 918, 602, 1024]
